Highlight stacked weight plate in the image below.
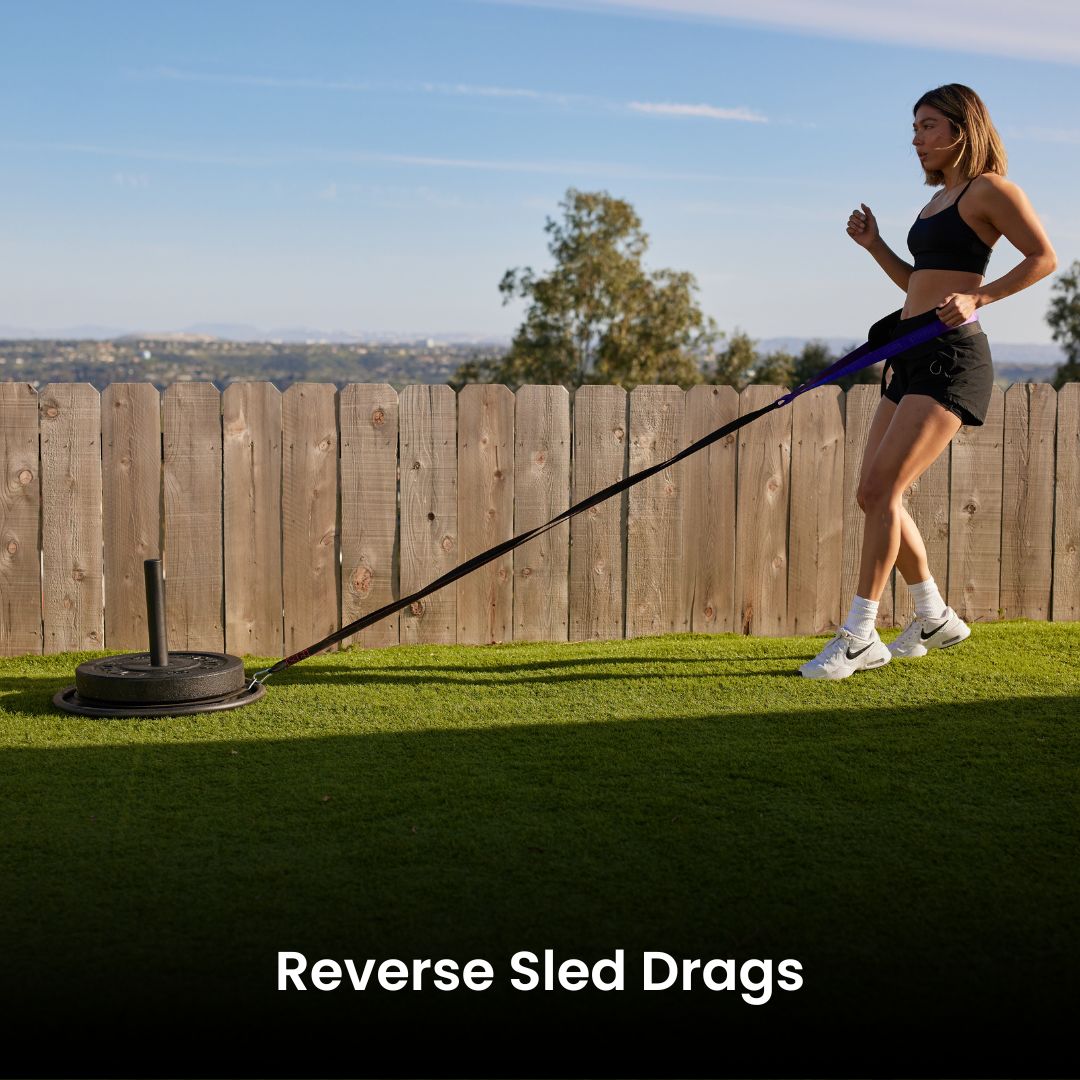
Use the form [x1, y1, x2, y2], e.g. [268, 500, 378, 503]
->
[53, 560, 265, 717]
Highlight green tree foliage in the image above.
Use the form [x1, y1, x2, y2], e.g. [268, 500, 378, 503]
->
[454, 189, 722, 390]
[710, 328, 757, 387]
[1047, 258, 1080, 388]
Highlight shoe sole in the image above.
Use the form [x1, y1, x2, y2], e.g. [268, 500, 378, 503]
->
[890, 622, 970, 658]
[800, 654, 891, 679]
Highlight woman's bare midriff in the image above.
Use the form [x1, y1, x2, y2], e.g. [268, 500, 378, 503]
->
[902, 268, 984, 321]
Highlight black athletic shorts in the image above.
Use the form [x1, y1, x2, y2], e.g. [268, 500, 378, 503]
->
[867, 307, 994, 427]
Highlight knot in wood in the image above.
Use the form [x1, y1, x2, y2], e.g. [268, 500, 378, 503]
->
[723, 435, 735, 446]
[493, 469, 503, 480]
[766, 478, 779, 494]
[588, 505, 599, 516]
[427, 511, 435, 521]
[704, 605, 715, 619]
[320, 529, 334, 547]
[772, 555, 784, 569]
[72, 568, 85, 582]
[664, 483, 674, 495]
[535, 452, 545, 465]
[17, 470, 33, 486]
[409, 601, 424, 617]
[45, 406, 59, 418]
[371, 408, 385, 426]
[487, 508, 495, 518]
[411, 461, 421, 470]
[964, 501, 977, 515]
[441, 535, 454, 552]
[6, 539, 18, 556]
[480, 435, 489, 446]
[594, 560, 605, 575]
[613, 427, 624, 442]
[497, 568, 507, 582]
[63, 597, 73, 610]
[353, 567, 373, 594]
[521, 567, 533, 577]
[318, 438, 332, 452]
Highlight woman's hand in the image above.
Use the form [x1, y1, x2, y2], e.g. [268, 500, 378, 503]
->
[935, 292, 982, 327]
[847, 202, 879, 248]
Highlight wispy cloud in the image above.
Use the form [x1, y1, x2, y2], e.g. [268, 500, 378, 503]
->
[127, 65, 768, 124]
[112, 171, 149, 188]
[629, 101, 768, 122]
[2, 138, 743, 180]
[477, 0, 1080, 65]
[138, 66, 373, 92]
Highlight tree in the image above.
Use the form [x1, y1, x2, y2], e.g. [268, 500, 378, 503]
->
[710, 328, 757, 387]
[1047, 258, 1080, 388]
[454, 189, 722, 390]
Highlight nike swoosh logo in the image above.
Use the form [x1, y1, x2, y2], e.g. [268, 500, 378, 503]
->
[845, 642, 874, 659]
[920, 620, 949, 640]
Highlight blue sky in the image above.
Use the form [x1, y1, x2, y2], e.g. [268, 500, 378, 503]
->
[2, 0, 1077, 344]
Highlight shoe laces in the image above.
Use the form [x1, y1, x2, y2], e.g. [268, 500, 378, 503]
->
[816, 626, 861, 668]
[893, 616, 925, 648]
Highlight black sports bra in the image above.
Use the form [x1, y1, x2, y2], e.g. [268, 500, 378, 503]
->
[906, 177, 993, 274]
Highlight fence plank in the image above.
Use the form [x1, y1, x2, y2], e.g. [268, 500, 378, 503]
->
[457, 384, 514, 644]
[569, 385, 627, 641]
[1052, 383, 1080, 621]
[626, 386, 688, 637]
[788, 386, 845, 635]
[102, 383, 161, 650]
[0, 383, 42, 655]
[841, 386, 895, 628]
[893, 441, 951, 624]
[400, 384, 457, 645]
[1000, 383, 1056, 620]
[684, 385, 738, 633]
[948, 385, 1005, 622]
[282, 383, 339, 655]
[513, 385, 570, 642]
[734, 385, 791, 636]
[340, 384, 399, 649]
[163, 383, 223, 651]
[40, 384, 103, 653]
[223, 383, 283, 657]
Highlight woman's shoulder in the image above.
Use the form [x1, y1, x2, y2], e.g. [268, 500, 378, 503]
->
[968, 172, 1015, 196]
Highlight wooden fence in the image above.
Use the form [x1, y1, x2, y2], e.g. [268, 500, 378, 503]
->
[1, 380, 1078, 658]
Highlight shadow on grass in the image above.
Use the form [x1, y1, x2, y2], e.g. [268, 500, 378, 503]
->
[2, 644, 1078, 1076]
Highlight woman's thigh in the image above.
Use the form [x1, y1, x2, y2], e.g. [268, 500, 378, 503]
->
[860, 394, 960, 504]
[857, 396, 897, 504]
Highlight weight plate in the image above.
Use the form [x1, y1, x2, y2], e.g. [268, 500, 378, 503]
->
[73, 651, 246, 705]
[53, 681, 266, 718]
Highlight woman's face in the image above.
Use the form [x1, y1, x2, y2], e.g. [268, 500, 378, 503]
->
[912, 104, 959, 173]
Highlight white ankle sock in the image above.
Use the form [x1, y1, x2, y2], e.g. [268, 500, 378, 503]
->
[842, 595, 879, 640]
[909, 578, 947, 620]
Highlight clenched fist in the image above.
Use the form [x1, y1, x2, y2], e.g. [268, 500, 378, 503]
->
[847, 202, 879, 249]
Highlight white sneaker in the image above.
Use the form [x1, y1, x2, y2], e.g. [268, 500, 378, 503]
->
[799, 627, 892, 680]
[888, 606, 971, 658]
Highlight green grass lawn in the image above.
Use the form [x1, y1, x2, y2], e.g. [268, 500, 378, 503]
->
[1, 621, 1077, 1073]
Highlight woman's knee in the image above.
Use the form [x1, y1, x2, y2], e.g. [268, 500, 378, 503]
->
[857, 477, 901, 515]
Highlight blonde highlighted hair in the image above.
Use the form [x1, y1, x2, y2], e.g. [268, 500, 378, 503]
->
[913, 83, 1008, 187]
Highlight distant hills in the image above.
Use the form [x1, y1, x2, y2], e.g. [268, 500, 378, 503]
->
[0, 323, 511, 346]
[0, 324, 1066, 372]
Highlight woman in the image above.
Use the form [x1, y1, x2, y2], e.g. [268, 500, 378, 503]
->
[800, 83, 1057, 679]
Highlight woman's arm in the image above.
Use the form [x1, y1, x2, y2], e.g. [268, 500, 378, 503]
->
[867, 236, 914, 292]
[847, 203, 911, 291]
[936, 176, 1057, 326]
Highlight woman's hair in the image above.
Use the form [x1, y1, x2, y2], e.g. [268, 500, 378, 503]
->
[913, 83, 1008, 186]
